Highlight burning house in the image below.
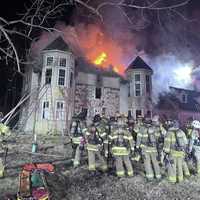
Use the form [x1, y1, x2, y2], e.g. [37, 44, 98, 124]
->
[19, 36, 153, 135]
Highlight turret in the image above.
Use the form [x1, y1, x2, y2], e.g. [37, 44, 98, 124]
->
[125, 56, 153, 119]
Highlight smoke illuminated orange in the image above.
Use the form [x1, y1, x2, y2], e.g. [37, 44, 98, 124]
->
[74, 24, 128, 76]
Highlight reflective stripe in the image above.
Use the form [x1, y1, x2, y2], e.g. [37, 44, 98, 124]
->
[72, 137, 82, 144]
[142, 134, 148, 138]
[168, 176, 176, 183]
[163, 148, 170, 153]
[87, 144, 98, 151]
[109, 135, 118, 140]
[171, 150, 184, 157]
[100, 165, 108, 171]
[145, 148, 157, 153]
[137, 133, 142, 137]
[127, 171, 133, 176]
[104, 140, 108, 144]
[112, 147, 129, 156]
[156, 174, 161, 179]
[117, 171, 125, 177]
[100, 132, 107, 137]
[146, 174, 154, 178]
[89, 165, 96, 171]
[178, 176, 183, 182]
[73, 161, 80, 167]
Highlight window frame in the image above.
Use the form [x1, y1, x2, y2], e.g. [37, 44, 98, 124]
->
[134, 74, 141, 97]
[45, 68, 52, 85]
[59, 57, 67, 67]
[55, 100, 65, 120]
[42, 101, 50, 120]
[46, 56, 54, 66]
[58, 69, 66, 86]
[146, 75, 151, 94]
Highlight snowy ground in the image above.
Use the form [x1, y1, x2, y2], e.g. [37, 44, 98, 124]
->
[1, 134, 200, 200]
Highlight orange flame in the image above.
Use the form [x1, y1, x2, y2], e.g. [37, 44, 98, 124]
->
[94, 52, 107, 65]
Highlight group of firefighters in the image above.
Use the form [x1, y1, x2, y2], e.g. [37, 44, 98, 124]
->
[70, 113, 200, 184]
[1, 112, 200, 184]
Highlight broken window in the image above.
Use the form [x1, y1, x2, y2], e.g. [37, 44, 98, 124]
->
[42, 101, 50, 119]
[58, 69, 65, 86]
[95, 88, 102, 99]
[135, 74, 141, 97]
[56, 101, 65, 120]
[45, 69, 52, 84]
[146, 75, 150, 93]
[59, 58, 66, 67]
[46, 57, 53, 66]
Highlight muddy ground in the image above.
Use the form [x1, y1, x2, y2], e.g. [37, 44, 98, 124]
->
[1, 134, 200, 200]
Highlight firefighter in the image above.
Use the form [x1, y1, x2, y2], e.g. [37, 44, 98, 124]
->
[0, 123, 10, 178]
[188, 120, 200, 175]
[70, 116, 86, 167]
[132, 115, 144, 162]
[151, 115, 166, 165]
[136, 117, 161, 181]
[110, 115, 134, 177]
[163, 120, 190, 183]
[185, 120, 194, 139]
[94, 114, 110, 158]
[85, 121, 107, 173]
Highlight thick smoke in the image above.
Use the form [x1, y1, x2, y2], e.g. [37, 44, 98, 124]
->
[31, 0, 200, 99]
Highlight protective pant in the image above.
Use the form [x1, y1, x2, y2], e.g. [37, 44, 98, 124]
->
[73, 145, 81, 167]
[143, 150, 161, 180]
[167, 151, 190, 183]
[193, 147, 200, 174]
[87, 150, 107, 171]
[114, 155, 133, 177]
[103, 140, 109, 158]
[0, 157, 4, 177]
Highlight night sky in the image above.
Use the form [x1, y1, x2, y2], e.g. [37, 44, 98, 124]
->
[1, 0, 200, 115]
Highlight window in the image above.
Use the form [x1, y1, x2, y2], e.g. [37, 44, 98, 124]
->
[46, 57, 53, 66]
[95, 88, 102, 99]
[45, 69, 52, 84]
[182, 94, 187, 103]
[59, 58, 66, 67]
[56, 101, 65, 120]
[135, 74, 141, 97]
[136, 110, 142, 118]
[58, 69, 66, 86]
[70, 72, 73, 88]
[146, 75, 150, 93]
[42, 101, 50, 119]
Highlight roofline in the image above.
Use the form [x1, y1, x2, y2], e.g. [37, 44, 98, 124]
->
[170, 86, 200, 93]
[42, 49, 73, 54]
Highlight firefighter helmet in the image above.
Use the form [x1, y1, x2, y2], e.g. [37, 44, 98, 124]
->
[192, 120, 200, 129]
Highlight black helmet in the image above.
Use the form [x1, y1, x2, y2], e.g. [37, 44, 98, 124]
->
[93, 114, 101, 123]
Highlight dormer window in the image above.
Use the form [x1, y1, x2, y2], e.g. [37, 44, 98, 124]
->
[46, 56, 53, 66]
[182, 94, 187, 103]
[59, 58, 66, 67]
